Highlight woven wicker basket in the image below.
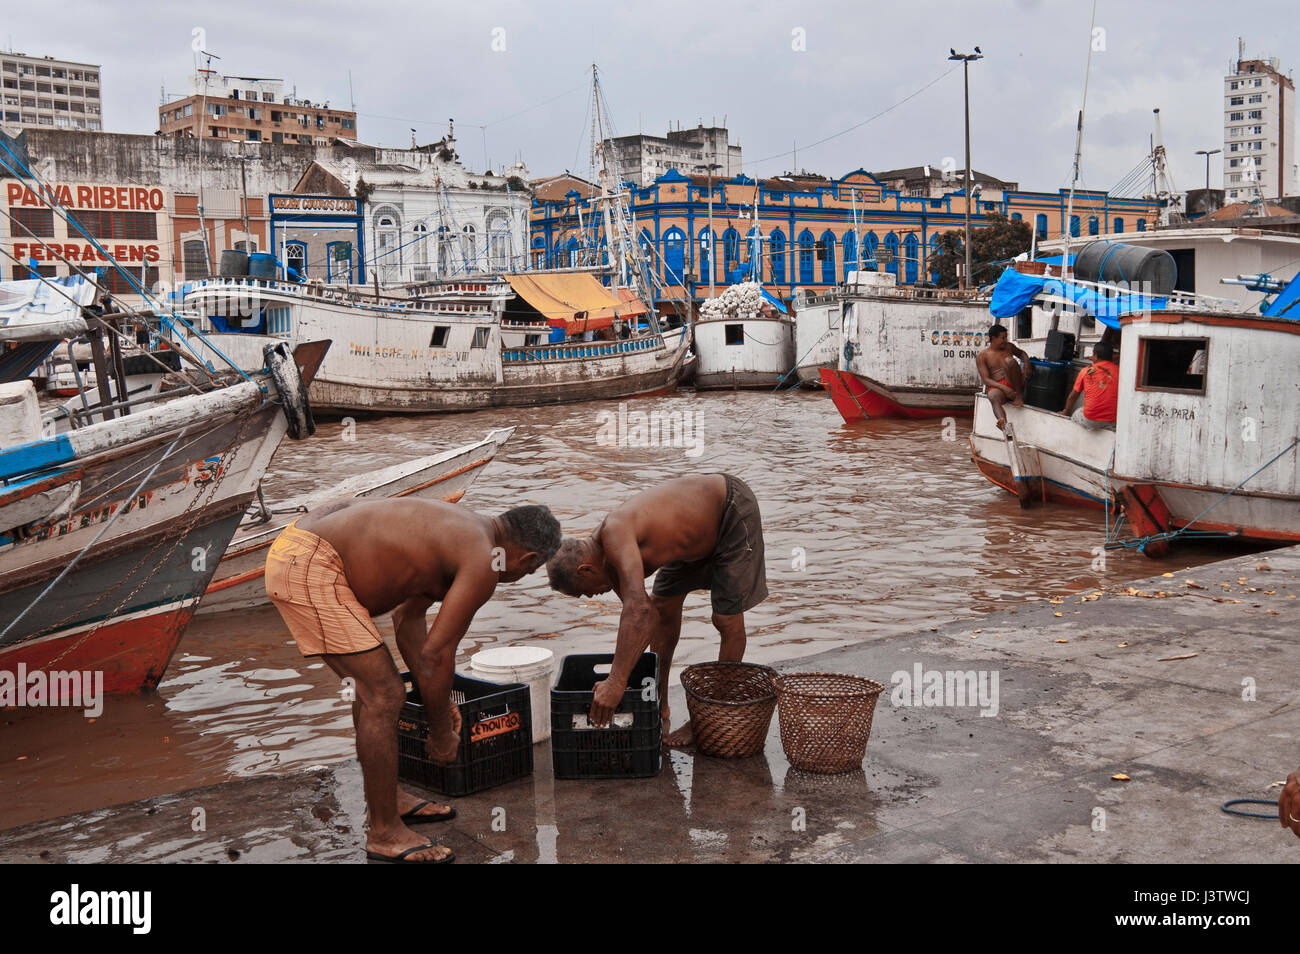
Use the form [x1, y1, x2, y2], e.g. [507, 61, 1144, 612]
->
[681, 662, 778, 758]
[774, 672, 884, 774]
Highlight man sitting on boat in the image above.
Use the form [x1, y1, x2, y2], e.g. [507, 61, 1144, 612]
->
[545, 474, 767, 747]
[264, 499, 560, 864]
[976, 324, 1032, 430]
[1062, 340, 1119, 430]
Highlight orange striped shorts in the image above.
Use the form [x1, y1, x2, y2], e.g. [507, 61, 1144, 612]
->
[265, 521, 384, 657]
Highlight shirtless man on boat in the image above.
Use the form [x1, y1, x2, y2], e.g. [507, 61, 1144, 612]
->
[545, 474, 767, 747]
[265, 499, 560, 863]
[977, 323, 1032, 430]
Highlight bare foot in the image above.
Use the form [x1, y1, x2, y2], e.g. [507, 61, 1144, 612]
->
[664, 720, 695, 748]
[1011, 395, 1024, 408]
[366, 824, 453, 863]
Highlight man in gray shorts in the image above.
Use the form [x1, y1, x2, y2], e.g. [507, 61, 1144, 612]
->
[546, 473, 768, 746]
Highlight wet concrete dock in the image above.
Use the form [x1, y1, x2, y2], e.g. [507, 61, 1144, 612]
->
[3, 544, 1296, 863]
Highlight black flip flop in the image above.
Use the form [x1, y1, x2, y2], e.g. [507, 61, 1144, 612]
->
[401, 800, 457, 824]
[366, 840, 455, 864]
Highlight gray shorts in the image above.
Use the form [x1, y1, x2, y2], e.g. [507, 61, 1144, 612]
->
[651, 474, 768, 615]
[1071, 406, 1115, 430]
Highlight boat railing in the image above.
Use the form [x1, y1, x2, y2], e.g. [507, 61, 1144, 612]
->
[185, 278, 496, 319]
[503, 335, 662, 363]
[806, 285, 987, 306]
[1034, 274, 1244, 315]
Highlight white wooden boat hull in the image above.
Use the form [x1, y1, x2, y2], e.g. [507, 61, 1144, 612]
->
[694, 316, 795, 390]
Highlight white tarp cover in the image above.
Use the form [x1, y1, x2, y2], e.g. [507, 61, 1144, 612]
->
[0, 275, 94, 341]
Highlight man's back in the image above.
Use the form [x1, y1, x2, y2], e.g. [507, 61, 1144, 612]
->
[599, 474, 729, 575]
[297, 499, 492, 615]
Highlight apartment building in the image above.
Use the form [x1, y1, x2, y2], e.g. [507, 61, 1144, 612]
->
[158, 71, 357, 145]
[0, 52, 102, 132]
[1223, 48, 1297, 200]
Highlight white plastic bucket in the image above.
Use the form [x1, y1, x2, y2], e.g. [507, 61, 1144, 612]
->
[470, 646, 556, 743]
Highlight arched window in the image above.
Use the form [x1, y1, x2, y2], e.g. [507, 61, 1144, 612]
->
[903, 233, 919, 284]
[285, 241, 307, 280]
[721, 227, 740, 278]
[819, 230, 837, 284]
[436, 226, 451, 274]
[182, 239, 207, 279]
[1088, 215, 1099, 236]
[747, 227, 763, 281]
[842, 232, 857, 279]
[412, 223, 428, 266]
[864, 231, 879, 266]
[1136, 218, 1147, 232]
[486, 209, 511, 271]
[564, 235, 580, 271]
[697, 226, 715, 284]
[531, 236, 545, 270]
[929, 234, 942, 283]
[884, 232, 899, 277]
[663, 227, 685, 285]
[1069, 215, 1080, 238]
[1010, 212, 1022, 222]
[769, 229, 786, 284]
[374, 206, 402, 281]
[461, 224, 477, 270]
[1035, 214, 1048, 240]
[639, 229, 653, 270]
[1113, 217, 1124, 233]
[798, 229, 815, 285]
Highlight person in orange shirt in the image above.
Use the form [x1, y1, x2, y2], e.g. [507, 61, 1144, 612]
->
[1062, 340, 1118, 430]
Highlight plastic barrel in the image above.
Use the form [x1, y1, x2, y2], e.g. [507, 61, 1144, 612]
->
[1025, 359, 1073, 412]
[219, 249, 249, 278]
[470, 646, 555, 743]
[1073, 241, 1176, 295]
[247, 252, 277, 280]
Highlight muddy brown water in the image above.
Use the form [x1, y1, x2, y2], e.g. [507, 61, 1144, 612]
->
[0, 389, 1241, 829]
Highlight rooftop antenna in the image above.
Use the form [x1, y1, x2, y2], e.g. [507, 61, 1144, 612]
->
[347, 69, 355, 112]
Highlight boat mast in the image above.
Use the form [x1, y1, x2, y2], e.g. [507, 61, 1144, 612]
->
[1063, 0, 1097, 270]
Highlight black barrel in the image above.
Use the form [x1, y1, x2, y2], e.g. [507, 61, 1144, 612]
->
[1024, 358, 1073, 412]
[219, 249, 249, 278]
[1073, 241, 1176, 295]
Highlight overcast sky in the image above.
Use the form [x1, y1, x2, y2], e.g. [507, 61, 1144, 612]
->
[6, 0, 1298, 197]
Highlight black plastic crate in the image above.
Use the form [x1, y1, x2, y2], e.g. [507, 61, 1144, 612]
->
[397, 672, 533, 797]
[551, 653, 661, 780]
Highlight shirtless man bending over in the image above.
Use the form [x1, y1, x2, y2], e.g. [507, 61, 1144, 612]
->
[976, 323, 1032, 430]
[545, 474, 767, 747]
[265, 499, 560, 863]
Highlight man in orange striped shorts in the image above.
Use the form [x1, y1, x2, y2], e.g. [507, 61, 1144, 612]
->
[266, 498, 560, 863]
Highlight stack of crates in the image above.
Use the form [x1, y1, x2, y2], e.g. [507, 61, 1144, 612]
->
[550, 653, 661, 779]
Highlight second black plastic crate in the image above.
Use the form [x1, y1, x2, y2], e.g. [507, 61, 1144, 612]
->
[551, 653, 661, 779]
[397, 672, 533, 797]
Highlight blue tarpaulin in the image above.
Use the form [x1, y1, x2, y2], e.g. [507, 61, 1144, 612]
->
[988, 267, 1168, 329]
[1262, 272, 1300, 318]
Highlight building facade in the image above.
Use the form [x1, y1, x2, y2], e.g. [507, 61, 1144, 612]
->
[159, 71, 357, 145]
[1, 52, 102, 132]
[531, 167, 1159, 300]
[1222, 52, 1297, 201]
[603, 124, 742, 187]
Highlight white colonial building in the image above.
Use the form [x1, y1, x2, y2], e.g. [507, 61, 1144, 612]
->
[293, 129, 531, 284]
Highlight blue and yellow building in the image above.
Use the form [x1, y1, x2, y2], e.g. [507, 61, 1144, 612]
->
[529, 168, 1160, 299]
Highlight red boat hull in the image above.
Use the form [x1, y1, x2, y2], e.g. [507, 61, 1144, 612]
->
[820, 369, 972, 421]
[1, 602, 196, 698]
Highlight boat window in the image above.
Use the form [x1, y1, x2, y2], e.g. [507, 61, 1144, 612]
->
[429, 326, 450, 348]
[1138, 337, 1208, 394]
[471, 327, 491, 349]
[724, 324, 744, 346]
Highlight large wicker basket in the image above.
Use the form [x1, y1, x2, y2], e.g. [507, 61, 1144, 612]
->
[774, 672, 884, 774]
[681, 662, 778, 758]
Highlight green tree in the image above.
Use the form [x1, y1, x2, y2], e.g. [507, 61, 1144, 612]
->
[930, 212, 1032, 288]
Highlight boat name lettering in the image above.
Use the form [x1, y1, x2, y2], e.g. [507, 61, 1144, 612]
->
[21, 492, 153, 545]
[927, 330, 986, 349]
[1139, 403, 1195, 421]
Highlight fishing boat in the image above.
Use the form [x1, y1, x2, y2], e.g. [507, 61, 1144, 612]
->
[693, 281, 795, 390]
[198, 426, 515, 614]
[0, 332, 328, 695]
[969, 265, 1299, 555]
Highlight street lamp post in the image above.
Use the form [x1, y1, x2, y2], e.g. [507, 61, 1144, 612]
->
[1195, 148, 1221, 191]
[949, 46, 982, 289]
[706, 160, 721, 299]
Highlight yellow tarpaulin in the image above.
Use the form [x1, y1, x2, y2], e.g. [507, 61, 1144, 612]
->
[505, 273, 647, 332]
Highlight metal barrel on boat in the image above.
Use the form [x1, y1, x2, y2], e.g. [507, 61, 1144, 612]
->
[219, 249, 249, 278]
[1073, 241, 1176, 295]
